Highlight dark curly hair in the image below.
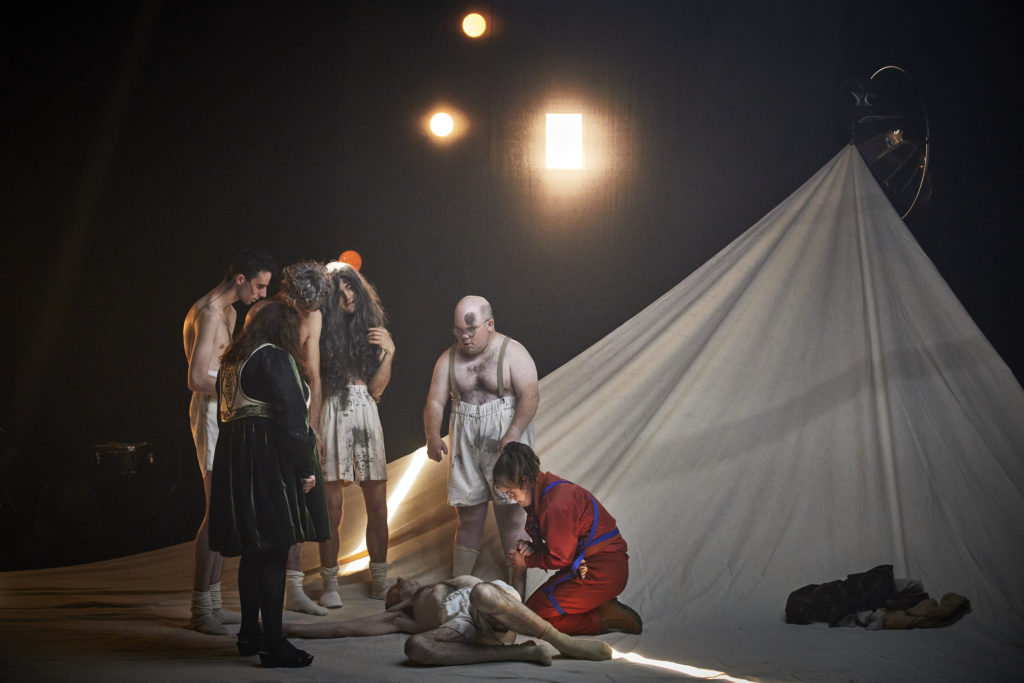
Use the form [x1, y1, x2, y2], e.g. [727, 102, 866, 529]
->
[221, 299, 305, 377]
[280, 261, 331, 313]
[320, 262, 388, 406]
[492, 442, 542, 489]
[224, 247, 277, 283]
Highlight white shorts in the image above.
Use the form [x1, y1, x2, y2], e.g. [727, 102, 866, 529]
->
[447, 396, 534, 506]
[322, 386, 387, 483]
[441, 580, 519, 645]
[189, 392, 218, 473]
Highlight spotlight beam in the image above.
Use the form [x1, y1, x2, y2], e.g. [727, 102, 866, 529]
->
[339, 449, 430, 574]
[612, 648, 757, 682]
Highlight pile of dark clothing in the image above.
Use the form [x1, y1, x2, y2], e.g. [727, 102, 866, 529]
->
[785, 564, 971, 630]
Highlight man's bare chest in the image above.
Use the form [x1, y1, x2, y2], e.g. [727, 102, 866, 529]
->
[453, 354, 504, 403]
[202, 304, 236, 354]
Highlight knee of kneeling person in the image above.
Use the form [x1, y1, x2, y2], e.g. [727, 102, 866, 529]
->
[404, 633, 438, 665]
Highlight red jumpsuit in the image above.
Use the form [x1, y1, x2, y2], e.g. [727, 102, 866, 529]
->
[522, 471, 629, 635]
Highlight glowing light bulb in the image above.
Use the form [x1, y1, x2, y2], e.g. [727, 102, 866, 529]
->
[462, 13, 486, 38]
[430, 112, 454, 137]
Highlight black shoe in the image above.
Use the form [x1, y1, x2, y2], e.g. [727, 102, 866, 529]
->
[236, 634, 260, 657]
[258, 638, 313, 668]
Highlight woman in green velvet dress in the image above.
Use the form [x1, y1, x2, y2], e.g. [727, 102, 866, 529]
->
[209, 299, 329, 668]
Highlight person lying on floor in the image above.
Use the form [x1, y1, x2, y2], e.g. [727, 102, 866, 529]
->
[283, 574, 612, 666]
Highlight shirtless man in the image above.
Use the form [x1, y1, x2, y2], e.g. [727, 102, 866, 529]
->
[183, 247, 275, 634]
[246, 261, 333, 617]
[424, 296, 539, 596]
[284, 574, 611, 666]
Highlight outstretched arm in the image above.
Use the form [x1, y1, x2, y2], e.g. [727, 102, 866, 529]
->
[404, 625, 553, 667]
[284, 609, 421, 639]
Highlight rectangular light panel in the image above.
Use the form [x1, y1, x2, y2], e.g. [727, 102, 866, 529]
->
[546, 113, 583, 169]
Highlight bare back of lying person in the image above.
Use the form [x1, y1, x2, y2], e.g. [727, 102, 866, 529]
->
[284, 575, 612, 667]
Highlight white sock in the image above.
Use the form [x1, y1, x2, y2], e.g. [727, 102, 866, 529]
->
[369, 562, 389, 600]
[209, 581, 240, 624]
[285, 569, 329, 616]
[319, 565, 342, 608]
[540, 623, 612, 660]
[190, 590, 228, 635]
[453, 545, 479, 578]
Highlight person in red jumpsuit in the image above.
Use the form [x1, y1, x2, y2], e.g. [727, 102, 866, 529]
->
[494, 442, 642, 635]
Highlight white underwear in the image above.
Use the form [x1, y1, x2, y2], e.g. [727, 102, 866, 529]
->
[188, 390, 218, 472]
[322, 386, 387, 483]
[441, 579, 519, 645]
[447, 396, 534, 506]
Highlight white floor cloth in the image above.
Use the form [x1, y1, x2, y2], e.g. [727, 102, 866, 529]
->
[3, 146, 1023, 681]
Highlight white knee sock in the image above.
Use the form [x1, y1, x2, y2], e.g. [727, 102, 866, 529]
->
[319, 565, 342, 608]
[284, 569, 329, 616]
[539, 623, 612, 660]
[209, 581, 240, 624]
[452, 545, 479, 578]
[369, 562, 389, 600]
[190, 590, 228, 635]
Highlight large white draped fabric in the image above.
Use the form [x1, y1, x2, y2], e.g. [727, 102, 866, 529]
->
[3, 146, 1022, 681]
[525, 145, 1024, 678]
[537, 144, 1024, 618]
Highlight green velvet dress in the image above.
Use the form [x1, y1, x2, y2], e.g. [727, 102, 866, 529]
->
[209, 343, 330, 556]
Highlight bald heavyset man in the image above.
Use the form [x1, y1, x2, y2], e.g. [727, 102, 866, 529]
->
[283, 574, 612, 667]
[183, 247, 275, 634]
[424, 296, 539, 596]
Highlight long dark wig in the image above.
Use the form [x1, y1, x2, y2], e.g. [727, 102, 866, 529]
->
[320, 262, 388, 406]
[221, 300, 306, 378]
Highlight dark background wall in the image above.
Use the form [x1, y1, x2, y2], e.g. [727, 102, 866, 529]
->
[2, 0, 1020, 567]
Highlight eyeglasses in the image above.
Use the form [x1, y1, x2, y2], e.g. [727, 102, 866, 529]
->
[452, 318, 492, 338]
